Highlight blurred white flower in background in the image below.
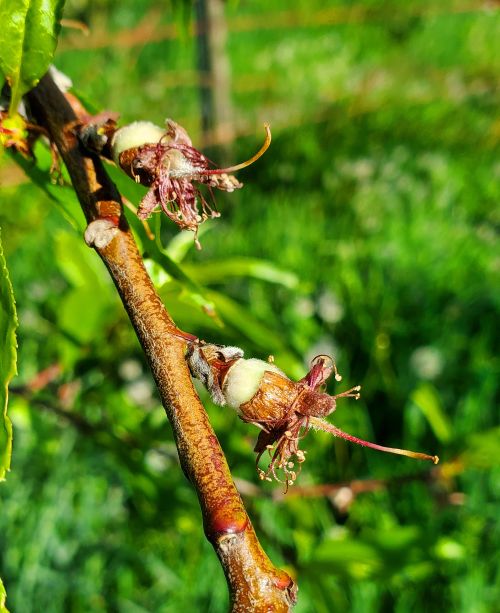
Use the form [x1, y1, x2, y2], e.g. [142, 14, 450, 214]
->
[119, 359, 155, 407]
[317, 290, 344, 324]
[410, 346, 444, 380]
[118, 359, 143, 381]
[292, 295, 315, 319]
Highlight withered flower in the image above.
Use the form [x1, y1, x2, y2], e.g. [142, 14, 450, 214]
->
[111, 119, 271, 247]
[188, 344, 439, 489]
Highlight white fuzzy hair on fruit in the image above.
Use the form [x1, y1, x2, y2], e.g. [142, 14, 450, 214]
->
[223, 358, 284, 412]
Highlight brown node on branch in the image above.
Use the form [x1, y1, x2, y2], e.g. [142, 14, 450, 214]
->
[75, 111, 120, 157]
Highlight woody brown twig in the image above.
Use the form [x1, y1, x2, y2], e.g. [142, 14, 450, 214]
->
[27, 73, 296, 612]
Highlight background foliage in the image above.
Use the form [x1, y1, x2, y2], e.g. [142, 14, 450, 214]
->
[0, 0, 499, 611]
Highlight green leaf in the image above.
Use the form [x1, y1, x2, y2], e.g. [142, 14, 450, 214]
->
[126, 212, 222, 324]
[9, 143, 83, 230]
[0, 0, 66, 114]
[54, 229, 110, 290]
[0, 576, 9, 613]
[309, 537, 382, 580]
[411, 382, 452, 443]
[205, 289, 303, 376]
[163, 224, 213, 263]
[183, 258, 300, 289]
[462, 427, 500, 469]
[0, 228, 18, 481]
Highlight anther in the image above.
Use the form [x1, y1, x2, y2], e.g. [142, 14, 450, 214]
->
[333, 361, 342, 382]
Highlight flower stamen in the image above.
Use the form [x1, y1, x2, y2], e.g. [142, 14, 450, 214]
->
[201, 124, 272, 176]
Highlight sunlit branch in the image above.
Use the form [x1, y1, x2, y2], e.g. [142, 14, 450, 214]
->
[26, 73, 296, 612]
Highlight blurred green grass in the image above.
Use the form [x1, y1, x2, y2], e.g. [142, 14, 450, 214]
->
[0, 1, 499, 611]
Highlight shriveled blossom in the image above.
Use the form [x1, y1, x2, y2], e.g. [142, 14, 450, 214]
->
[111, 119, 271, 246]
[187, 343, 439, 489]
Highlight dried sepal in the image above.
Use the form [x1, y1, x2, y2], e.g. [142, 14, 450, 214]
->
[186, 341, 244, 406]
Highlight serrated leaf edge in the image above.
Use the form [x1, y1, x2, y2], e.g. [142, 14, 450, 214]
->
[0, 227, 18, 481]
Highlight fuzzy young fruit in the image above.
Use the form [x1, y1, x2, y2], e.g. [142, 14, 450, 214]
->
[111, 121, 166, 165]
[222, 358, 285, 412]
